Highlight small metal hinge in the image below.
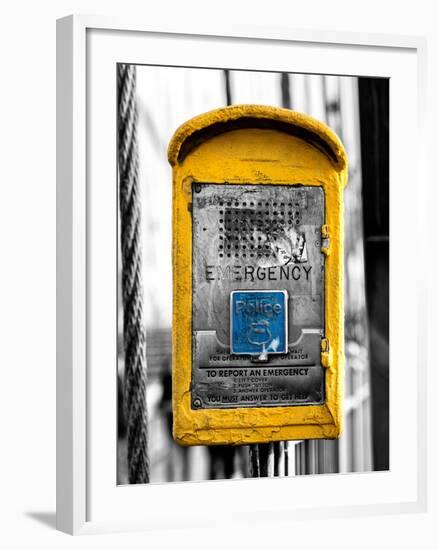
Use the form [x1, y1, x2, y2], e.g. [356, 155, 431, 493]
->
[321, 224, 330, 256]
[321, 337, 331, 368]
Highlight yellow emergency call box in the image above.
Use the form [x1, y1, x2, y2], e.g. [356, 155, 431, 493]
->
[168, 104, 348, 446]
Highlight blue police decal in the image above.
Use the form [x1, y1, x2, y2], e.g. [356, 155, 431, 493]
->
[230, 290, 288, 355]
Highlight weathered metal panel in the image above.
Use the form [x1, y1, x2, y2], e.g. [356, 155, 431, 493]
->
[192, 183, 325, 409]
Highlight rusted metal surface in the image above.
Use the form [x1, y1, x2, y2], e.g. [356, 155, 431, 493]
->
[191, 183, 325, 409]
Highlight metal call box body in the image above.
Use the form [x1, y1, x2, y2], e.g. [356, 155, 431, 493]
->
[168, 105, 348, 446]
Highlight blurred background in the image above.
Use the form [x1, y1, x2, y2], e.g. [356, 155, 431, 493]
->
[117, 66, 389, 484]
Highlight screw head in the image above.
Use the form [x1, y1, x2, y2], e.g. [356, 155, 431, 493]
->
[192, 397, 202, 408]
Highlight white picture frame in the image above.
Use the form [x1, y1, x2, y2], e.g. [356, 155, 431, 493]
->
[56, 15, 428, 535]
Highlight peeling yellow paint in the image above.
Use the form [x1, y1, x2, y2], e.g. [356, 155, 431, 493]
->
[168, 104, 347, 446]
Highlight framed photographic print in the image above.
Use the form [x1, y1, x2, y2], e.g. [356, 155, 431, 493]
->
[56, 15, 427, 535]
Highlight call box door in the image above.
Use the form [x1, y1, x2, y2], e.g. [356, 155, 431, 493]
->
[192, 183, 325, 410]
